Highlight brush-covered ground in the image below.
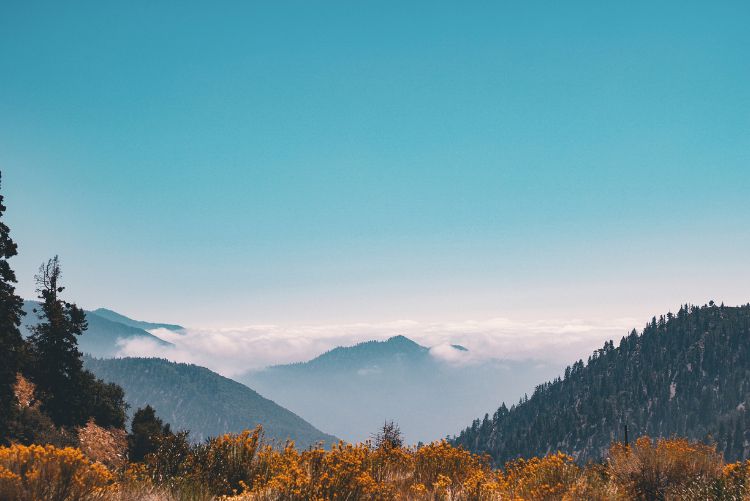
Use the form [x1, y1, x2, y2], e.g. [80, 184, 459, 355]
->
[2, 425, 750, 501]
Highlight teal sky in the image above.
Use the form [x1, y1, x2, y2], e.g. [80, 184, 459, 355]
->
[1, 1, 748, 328]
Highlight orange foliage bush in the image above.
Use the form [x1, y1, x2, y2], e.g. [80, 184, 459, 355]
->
[13, 374, 35, 409]
[504, 452, 580, 501]
[0, 443, 113, 501]
[6, 430, 747, 500]
[226, 434, 748, 501]
[77, 420, 128, 471]
[608, 436, 724, 500]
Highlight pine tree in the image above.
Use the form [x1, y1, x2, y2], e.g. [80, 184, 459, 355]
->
[128, 405, 172, 462]
[372, 421, 403, 449]
[0, 172, 25, 443]
[27, 256, 90, 427]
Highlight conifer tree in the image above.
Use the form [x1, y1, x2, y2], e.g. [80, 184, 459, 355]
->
[0, 172, 25, 443]
[27, 256, 89, 426]
[372, 421, 403, 449]
[128, 405, 172, 462]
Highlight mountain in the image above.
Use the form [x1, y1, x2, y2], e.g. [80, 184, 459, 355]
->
[84, 357, 338, 447]
[240, 335, 560, 444]
[452, 303, 750, 465]
[21, 301, 173, 358]
[90, 308, 184, 332]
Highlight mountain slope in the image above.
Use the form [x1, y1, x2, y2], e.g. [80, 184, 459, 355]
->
[21, 301, 172, 358]
[84, 357, 338, 447]
[452, 303, 750, 464]
[241, 335, 560, 444]
[90, 308, 184, 332]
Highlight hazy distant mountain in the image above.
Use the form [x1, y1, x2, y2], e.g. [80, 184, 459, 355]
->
[240, 335, 561, 444]
[90, 308, 184, 332]
[453, 303, 750, 464]
[85, 357, 338, 447]
[21, 301, 173, 358]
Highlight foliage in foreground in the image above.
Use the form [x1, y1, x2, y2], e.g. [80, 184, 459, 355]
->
[3, 430, 750, 501]
[0, 443, 112, 501]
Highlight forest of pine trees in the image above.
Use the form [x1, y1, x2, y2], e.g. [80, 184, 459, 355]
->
[453, 302, 750, 464]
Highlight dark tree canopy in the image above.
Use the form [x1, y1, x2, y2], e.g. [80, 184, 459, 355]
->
[27, 256, 89, 426]
[27, 256, 126, 428]
[128, 405, 172, 463]
[0, 172, 25, 443]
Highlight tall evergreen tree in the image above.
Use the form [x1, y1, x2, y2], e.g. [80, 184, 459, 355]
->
[0, 172, 25, 443]
[27, 256, 90, 427]
[128, 405, 172, 462]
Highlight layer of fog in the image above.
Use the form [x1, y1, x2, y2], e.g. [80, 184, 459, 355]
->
[116, 316, 639, 378]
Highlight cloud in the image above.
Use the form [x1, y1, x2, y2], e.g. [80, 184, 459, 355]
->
[115, 316, 638, 378]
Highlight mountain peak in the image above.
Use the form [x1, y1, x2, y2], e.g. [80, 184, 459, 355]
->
[385, 335, 422, 347]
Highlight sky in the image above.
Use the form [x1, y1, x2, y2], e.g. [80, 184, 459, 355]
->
[1, 1, 749, 364]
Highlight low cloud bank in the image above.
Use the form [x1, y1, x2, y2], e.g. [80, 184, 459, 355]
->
[115, 316, 638, 378]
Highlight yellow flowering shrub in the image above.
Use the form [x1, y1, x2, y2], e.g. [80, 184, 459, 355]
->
[718, 460, 750, 499]
[411, 440, 493, 500]
[503, 452, 580, 501]
[9, 428, 736, 500]
[0, 443, 113, 501]
[190, 428, 263, 495]
[607, 436, 724, 500]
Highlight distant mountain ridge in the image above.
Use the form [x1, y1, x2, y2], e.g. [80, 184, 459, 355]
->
[21, 301, 173, 358]
[241, 335, 560, 444]
[90, 308, 184, 332]
[277, 335, 430, 371]
[452, 303, 750, 464]
[85, 356, 338, 447]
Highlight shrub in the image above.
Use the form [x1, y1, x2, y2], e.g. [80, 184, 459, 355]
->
[8, 375, 79, 449]
[190, 428, 263, 495]
[77, 420, 128, 471]
[607, 436, 724, 500]
[412, 440, 491, 499]
[0, 443, 112, 501]
[144, 431, 193, 484]
[719, 460, 750, 498]
[503, 451, 581, 501]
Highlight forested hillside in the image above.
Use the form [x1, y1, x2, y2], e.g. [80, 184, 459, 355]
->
[453, 303, 750, 464]
[85, 356, 338, 447]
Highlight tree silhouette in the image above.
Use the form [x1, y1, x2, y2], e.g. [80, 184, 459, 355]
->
[128, 405, 172, 462]
[0, 172, 25, 443]
[27, 256, 127, 428]
[372, 420, 403, 449]
[27, 256, 90, 426]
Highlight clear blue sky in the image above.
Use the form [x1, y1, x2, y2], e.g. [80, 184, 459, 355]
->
[1, 1, 748, 327]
